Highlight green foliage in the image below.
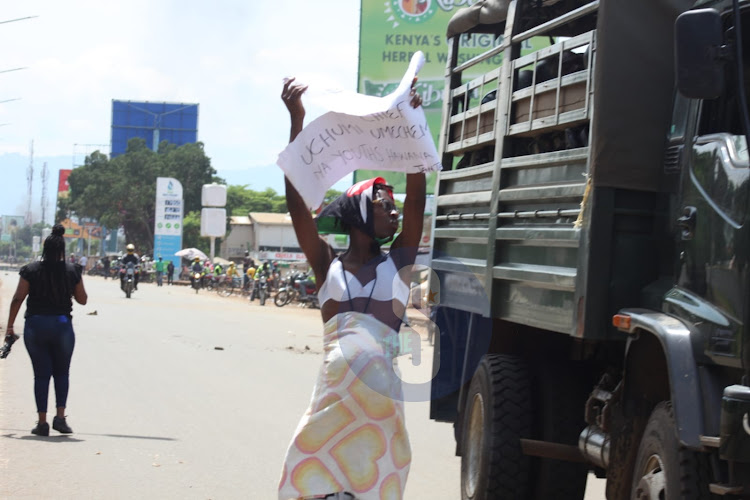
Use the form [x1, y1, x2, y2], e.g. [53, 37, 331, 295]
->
[66, 138, 221, 253]
[226, 185, 287, 215]
[181, 211, 208, 254]
[65, 138, 355, 254]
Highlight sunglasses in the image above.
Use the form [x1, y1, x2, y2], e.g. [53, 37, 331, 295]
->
[373, 198, 399, 213]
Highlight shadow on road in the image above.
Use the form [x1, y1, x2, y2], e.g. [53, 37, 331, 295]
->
[1, 433, 84, 443]
[1, 431, 176, 441]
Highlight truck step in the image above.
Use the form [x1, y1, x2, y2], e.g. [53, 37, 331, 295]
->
[699, 435, 720, 448]
[709, 483, 745, 496]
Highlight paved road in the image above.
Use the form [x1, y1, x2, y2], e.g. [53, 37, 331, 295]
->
[0, 272, 605, 499]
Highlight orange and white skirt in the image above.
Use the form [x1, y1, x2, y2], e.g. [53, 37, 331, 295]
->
[278, 312, 411, 500]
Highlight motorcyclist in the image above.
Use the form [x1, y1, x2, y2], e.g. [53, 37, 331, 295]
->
[226, 262, 240, 286]
[242, 251, 252, 288]
[190, 257, 203, 289]
[213, 262, 224, 276]
[120, 244, 140, 291]
[297, 266, 316, 302]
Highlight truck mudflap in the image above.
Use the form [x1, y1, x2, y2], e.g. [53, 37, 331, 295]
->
[617, 308, 705, 449]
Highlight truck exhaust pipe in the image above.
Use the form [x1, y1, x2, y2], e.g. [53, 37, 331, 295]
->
[578, 425, 610, 469]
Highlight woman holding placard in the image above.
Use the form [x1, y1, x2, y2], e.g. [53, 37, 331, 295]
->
[277, 77, 426, 500]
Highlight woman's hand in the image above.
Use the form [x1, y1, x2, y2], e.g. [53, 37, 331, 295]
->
[281, 77, 308, 124]
[409, 77, 423, 109]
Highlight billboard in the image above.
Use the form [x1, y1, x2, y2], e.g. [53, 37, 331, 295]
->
[153, 178, 184, 277]
[357, 0, 548, 192]
[110, 100, 199, 157]
[58, 169, 72, 199]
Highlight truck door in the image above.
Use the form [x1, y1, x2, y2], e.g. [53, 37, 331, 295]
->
[676, 86, 749, 366]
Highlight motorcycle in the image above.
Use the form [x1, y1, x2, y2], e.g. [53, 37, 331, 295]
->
[250, 273, 268, 306]
[274, 272, 319, 308]
[191, 271, 202, 293]
[121, 263, 138, 298]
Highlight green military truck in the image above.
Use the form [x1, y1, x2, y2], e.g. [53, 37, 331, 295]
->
[428, 0, 750, 498]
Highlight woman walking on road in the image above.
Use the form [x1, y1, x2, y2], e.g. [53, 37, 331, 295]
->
[278, 78, 426, 500]
[4, 224, 88, 436]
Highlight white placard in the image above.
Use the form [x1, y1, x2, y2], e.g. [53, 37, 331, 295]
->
[277, 51, 442, 209]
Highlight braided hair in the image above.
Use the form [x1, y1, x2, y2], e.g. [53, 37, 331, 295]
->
[40, 224, 72, 304]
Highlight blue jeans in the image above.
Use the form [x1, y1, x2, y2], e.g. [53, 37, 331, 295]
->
[24, 315, 75, 412]
[156, 271, 163, 286]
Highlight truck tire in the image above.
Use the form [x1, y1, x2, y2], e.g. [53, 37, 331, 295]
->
[461, 354, 532, 500]
[532, 361, 589, 499]
[631, 402, 712, 499]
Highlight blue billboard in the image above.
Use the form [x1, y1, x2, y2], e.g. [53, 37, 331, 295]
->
[110, 100, 199, 157]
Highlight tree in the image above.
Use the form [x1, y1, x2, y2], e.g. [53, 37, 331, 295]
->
[66, 138, 221, 253]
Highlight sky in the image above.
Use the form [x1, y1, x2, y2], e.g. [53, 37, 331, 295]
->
[0, 0, 361, 222]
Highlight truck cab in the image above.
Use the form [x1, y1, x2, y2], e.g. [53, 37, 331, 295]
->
[428, 0, 750, 498]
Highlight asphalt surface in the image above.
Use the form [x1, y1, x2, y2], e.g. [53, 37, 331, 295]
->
[0, 272, 605, 499]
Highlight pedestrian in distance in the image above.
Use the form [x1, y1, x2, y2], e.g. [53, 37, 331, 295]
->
[155, 256, 165, 287]
[4, 224, 88, 436]
[167, 260, 175, 285]
[277, 77, 425, 500]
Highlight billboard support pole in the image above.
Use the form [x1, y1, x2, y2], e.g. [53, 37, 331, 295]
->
[210, 237, 215, 262]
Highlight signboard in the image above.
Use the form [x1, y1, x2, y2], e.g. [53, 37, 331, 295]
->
[1, 215, 25, 235]
[57, 169, 72, 198]
[111, 101, 198, 157]
[256, 251, 307, 262]
[153, 177, 183, 276]
[357, 0, 549, 192]
[200, 208, 226, 238]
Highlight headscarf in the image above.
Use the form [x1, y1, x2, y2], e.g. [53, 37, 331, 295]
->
[315, 177, 393, 238]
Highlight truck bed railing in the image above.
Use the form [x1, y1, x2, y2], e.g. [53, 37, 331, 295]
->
[509, 31, 594, 136]
[433, 0, 597, 330]
[510, 0, 599, 45]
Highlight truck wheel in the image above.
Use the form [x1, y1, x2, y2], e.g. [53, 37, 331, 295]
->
[631, 402, 711, 499]
[532, 361, 589, 499]
[461, 354, 532, 500]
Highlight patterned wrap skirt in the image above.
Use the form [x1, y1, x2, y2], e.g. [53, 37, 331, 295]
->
[278, 312, 411, 500]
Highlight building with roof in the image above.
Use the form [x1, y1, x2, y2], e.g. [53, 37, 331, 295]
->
[221, 212, 346, 263]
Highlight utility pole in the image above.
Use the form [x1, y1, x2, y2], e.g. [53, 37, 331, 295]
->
[26, 140, 34, 226]
[41, 161, 48, 225]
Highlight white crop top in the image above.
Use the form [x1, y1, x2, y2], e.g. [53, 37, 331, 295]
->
[318, 254, 410, 307]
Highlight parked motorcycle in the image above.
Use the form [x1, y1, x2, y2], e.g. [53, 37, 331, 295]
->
[250, 273, 268, 306]
[274, 272, 318, 308]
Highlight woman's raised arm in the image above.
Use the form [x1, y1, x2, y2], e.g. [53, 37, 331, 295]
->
[391, 85, 426, 257]
[281, 78, 334, 280]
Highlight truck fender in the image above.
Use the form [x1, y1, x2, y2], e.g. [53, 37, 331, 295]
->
[618, 308, 705, 449]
